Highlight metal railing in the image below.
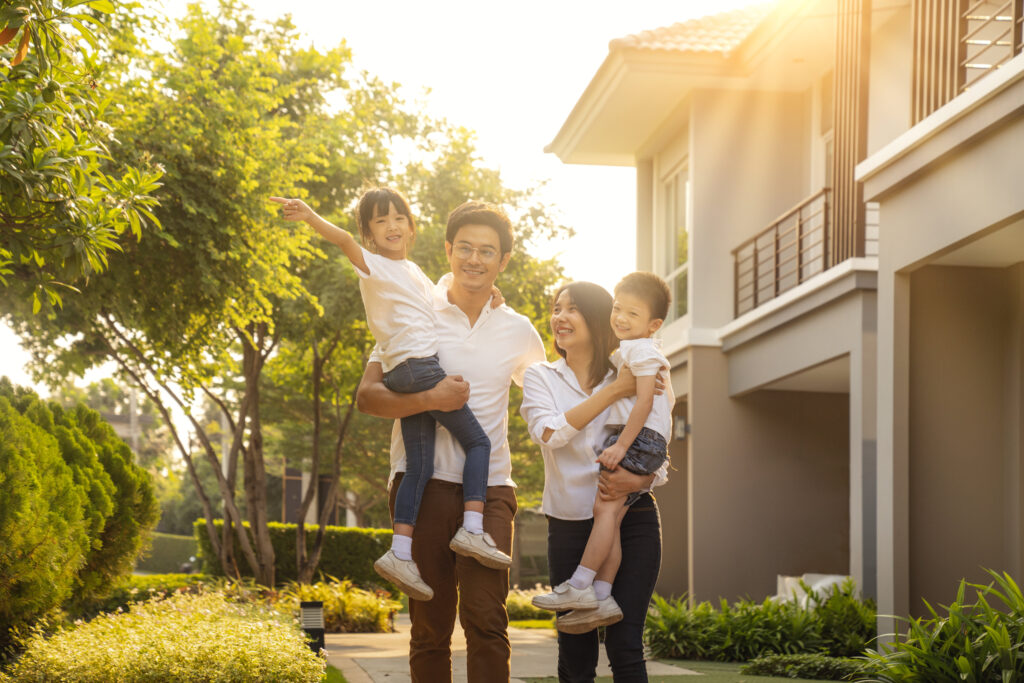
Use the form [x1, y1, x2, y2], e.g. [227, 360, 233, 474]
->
[732, 189, 832, 317]
[960, 0, 1024, 91]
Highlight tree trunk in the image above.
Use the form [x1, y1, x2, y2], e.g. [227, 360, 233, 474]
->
[242, 323, 275, 587]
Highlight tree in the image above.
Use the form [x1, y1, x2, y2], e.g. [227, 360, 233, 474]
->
[0, 379, 158, 652]
[0, 0, 162, 313]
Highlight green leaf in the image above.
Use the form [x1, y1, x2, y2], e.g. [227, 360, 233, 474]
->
[85, 0, 115, 13]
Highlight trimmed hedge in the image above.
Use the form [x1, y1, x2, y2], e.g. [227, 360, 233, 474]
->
[741, 653, 862, 680]
[195, 519, 392, 588]
[135, 532, 198, 574]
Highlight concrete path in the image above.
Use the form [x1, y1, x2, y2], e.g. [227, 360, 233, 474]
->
[326, 614, 699, 682]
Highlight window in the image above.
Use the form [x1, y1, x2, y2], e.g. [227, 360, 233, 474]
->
[660, 165, 689, 322]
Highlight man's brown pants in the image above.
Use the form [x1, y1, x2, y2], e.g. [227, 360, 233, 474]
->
[389, 475, 517, 683]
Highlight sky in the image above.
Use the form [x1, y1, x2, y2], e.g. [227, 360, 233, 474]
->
[0, 0, 759, 392]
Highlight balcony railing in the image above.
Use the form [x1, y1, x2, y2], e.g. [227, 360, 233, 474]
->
[961, 0, 1024, 91]
[733, 189, 832, 317]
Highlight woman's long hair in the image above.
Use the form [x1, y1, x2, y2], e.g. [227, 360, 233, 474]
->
[551, 281, 617, 390]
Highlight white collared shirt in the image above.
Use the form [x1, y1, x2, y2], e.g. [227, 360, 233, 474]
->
[374, 273, 546, 488]
[354, 246, 439, 372]
[520, 358, 670, 520]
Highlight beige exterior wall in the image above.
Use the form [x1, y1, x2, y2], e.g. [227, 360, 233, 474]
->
[906, 265, 1024, 613]
[688, 88, 810, 331]
[866, 5, 912, 156]
[686, 347, 850, 603]
[656, 406, 690, 599]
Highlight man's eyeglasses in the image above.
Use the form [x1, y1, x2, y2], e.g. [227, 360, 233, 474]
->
[452, 245, 500, 263]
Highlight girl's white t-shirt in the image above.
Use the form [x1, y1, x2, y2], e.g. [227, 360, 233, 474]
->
[353, 246, 438, 373]
[607, 338, 674, 442]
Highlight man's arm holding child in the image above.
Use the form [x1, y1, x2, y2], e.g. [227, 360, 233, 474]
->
[356, 361, 470, 419]
[597, 374, 656, 470]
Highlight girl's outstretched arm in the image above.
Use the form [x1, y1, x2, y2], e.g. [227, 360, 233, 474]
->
[270, 196, 368, 273]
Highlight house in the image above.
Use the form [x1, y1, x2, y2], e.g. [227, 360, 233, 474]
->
[547, 0, 1024, 632]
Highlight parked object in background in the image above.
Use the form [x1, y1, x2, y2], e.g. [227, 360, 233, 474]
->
[776, 573, 852, 607]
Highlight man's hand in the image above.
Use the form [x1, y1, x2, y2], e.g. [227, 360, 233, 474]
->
[597, 442, 627, 471]
[269, 196, 315, 223]
[427, 375, 471, 412]
[597, 467, 654, 501]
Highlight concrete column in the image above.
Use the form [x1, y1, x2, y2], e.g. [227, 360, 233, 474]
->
[876, 266, 910, 638]
[1006, 264, 1024, 576]
[849, 295, 877, 600]
[636, 159, 654, 272]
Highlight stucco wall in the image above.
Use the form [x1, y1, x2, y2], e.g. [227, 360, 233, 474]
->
[867, 5, 912, 156]
[688, 89, 810, 330]
[687, 347, 849, 603]
[908, 264, 1022, 613]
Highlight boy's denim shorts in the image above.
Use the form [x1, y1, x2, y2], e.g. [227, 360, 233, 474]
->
[601, 426, 668, 506]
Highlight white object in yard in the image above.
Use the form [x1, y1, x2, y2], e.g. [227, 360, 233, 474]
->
[775, 573, 850, 607]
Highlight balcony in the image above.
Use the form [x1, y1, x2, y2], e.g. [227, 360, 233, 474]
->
[733, 189, 833, 317]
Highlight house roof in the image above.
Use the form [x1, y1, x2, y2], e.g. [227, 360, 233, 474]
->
[608, 4, 776, 56]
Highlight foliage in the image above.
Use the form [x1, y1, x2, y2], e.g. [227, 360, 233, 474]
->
[0, 378, 157, 652]
[0, 591, 325, 683]
[276, 577, 400, 633]
[194, 518, 393, 589]
[134, 531, 198, 574]
[0, 393, 88, 654]
[0, 0, 162, 313]
[859, 570, 1024, 683]
[645, 580, 875, 663]
[741, 653, 861, 680]
[71, 573, 208, 619]
[507, 585, 557, 621]
[51, 377, 174, 471]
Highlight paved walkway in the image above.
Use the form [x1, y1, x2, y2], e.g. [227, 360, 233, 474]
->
[326, 614, 698, 682]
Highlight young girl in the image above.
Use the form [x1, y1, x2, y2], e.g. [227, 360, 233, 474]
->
[270, 188, 511, 602]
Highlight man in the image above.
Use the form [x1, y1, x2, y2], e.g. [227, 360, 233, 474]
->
[356, 200, 546, 682]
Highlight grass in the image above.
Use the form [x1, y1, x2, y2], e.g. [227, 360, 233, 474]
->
[523, 659, 828, 682]
[324, 665, 347, 683]
[509, 618, 555, 629]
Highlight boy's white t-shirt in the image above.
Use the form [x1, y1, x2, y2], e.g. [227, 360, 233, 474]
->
[607, 337, 674, 442]
[353, 246, 439, 373]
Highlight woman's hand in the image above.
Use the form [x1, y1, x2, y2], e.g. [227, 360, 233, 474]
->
[597, 467, 654, 501]
[611, 365, 668, 400]
[490, 285, 505, 309]
[269, 196, 316, 223]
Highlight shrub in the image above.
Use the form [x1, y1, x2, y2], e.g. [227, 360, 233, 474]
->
[135, 531, 199, 574]
[0, 592, 325, 682]
[741, 653, 861, 680]
[859, 570, 1024, 683]
[276, 577, 401, 633]
[645, 579, 875, 662]
[72, 573, 209, 619]
[194, 518, 392, 589]
[0, 396, 90, 655]
[507, 585, 556, 621]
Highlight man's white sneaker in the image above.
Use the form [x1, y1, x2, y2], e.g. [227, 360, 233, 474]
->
[373, 550, 433, 602]
[530, 581, 599, 611]
[449, 527, 512, 569]
[556, 596, 624, 634]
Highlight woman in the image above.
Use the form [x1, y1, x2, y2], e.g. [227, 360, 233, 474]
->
[520, 281, 664, 682]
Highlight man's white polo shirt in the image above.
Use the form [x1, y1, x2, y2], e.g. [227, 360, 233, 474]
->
[374, 273, 546, 488]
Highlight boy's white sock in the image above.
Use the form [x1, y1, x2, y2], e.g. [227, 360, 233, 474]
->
[391, 533, 413, 561]
[593, 580, 613, 601]
[462, 510, 484, 535]
[567, 565, 597, 590]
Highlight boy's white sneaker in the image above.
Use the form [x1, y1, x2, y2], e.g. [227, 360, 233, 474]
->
[449, 528, 512, 569]
[373, 550, 433, 602]
[556, 596, 624, 634]
[531, 581, 599, 611]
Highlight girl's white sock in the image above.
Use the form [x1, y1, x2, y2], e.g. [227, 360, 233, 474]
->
[391, 533, 413, 561]
[567, 565, 597, 590]
[463, 510, 484, 535]
[593, 580, 613, 601]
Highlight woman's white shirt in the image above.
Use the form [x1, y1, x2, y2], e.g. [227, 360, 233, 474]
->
[520, 359, 611, 520]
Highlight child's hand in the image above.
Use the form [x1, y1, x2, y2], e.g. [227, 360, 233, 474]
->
[597, 442, 627, 471]
[490, 285, 505, 309]
[269, 196, 315, 223]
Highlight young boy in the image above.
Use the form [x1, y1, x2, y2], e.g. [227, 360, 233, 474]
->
[532, 272, 673, 634]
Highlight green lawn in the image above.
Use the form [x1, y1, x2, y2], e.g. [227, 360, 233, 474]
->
[324, 664, 347, 683]
[524, 659, 825, 683]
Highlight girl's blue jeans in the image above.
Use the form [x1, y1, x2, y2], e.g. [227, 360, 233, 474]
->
[383, 354, 491, 527]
